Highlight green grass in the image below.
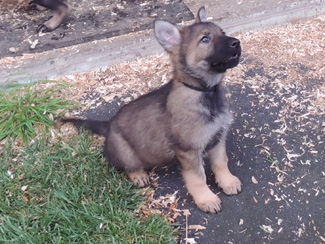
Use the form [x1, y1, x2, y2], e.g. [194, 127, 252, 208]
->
[0, 81, 76, 144]
[0, 132, 176, 243]
[0, 82, 176, 243]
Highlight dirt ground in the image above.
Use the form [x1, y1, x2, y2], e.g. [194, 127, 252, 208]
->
[0, 0, 193, 58]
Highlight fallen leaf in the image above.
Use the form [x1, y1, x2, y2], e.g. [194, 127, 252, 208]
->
[21, 185, 28, 191]
[102, 94, 116, 102]
[30, 39, 38, 49]
[22, 194, 29, 204]
[167, 217, 175, 223]
[183, 209, 191, 216]
[184, 238, 197, 244]
[18, 174, 24, 180]
[260, 225, 274, 234]
[168, 202, 178, 211]
[252, 176, 259, 184]
[9, 47, 18, 53]
[270, 189, 274, 196]
[172, 212, 182, 219]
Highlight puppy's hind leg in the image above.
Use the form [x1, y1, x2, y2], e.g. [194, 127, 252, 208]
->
[209, 138, 242, 195]
[127, 170, 150, 188]
[105, 131, 150, 188]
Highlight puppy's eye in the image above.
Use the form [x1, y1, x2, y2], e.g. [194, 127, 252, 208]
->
[200, 36, 210, 43]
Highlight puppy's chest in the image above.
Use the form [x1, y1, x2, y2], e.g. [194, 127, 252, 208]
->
[199, 90, 227, 122]
[185, 91, 232, 148]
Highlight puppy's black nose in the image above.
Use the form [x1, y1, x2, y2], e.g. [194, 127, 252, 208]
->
[229, 39, 240, 48]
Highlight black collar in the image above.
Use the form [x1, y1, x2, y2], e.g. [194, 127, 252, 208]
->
[181, 82, 219, 92]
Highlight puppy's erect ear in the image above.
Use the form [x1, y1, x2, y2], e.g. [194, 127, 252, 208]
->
[154, 20, 181, 51]
[195, 6, 207, 23]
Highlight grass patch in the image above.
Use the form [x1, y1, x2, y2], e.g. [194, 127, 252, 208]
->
[0, 132, 176, 243]
[0, 81, 76, 144]
[0, 81, 176, 243]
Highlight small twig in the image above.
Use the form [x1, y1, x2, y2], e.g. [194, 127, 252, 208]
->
[186, 214, 188, 244]
[183, 209, 191, 244]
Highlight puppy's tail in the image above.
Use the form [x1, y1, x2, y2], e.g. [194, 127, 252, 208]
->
[58, 118, 110, 137]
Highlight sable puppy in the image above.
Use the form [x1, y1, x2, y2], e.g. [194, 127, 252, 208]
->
[30, 0, 71, 32]
[61, 7, 242, 213]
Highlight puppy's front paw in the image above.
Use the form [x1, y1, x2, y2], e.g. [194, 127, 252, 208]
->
[216, 174, 242, 195]
[195, 192, 222, 213]
[127, 170, 150, 188]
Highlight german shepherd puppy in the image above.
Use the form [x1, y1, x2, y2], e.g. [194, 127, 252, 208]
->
[61, 7, 242, 213]
[30, 0, 71, 32]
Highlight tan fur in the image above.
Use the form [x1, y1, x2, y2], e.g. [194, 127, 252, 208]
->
[177, 149, 222, 212]
[209, 137, 242, 195]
